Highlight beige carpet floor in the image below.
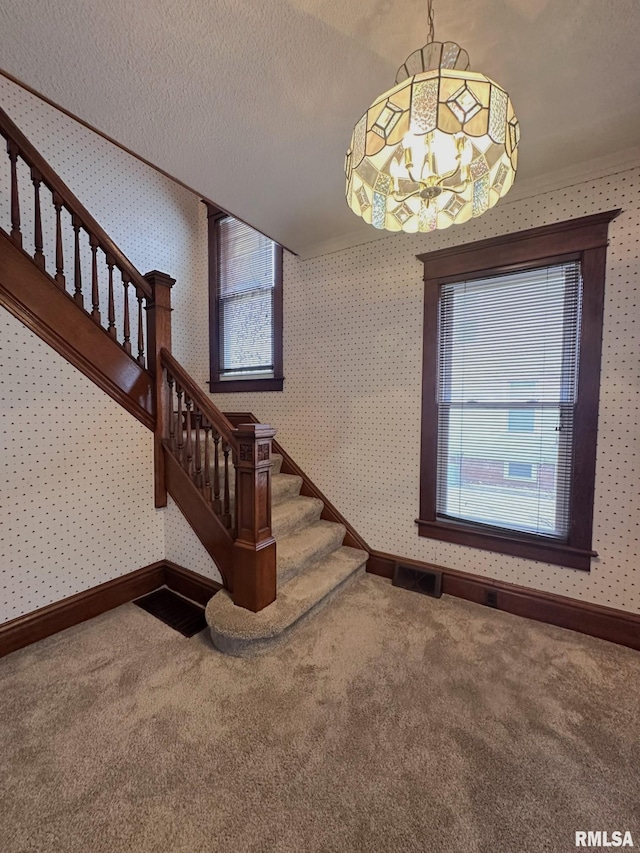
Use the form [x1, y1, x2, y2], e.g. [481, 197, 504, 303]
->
[1, 575, 639, 853]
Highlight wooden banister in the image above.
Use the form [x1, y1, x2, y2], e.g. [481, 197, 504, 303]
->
[0, 106, 152, 299]
[158, 349, 277, 610]
[1, 106, 155, 373]
[159, 348, 237, 448]
[0, 106, 278, 612]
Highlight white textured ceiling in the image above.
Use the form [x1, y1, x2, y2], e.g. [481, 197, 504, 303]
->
[1, 0, 639, 257]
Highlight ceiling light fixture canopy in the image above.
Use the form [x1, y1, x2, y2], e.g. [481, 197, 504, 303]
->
[345, 0, 520, 233]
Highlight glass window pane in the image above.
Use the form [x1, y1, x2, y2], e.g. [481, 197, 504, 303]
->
[436, 261, 582, 541]
[221, 289, 273, 374]
[217, 216, 278, 376]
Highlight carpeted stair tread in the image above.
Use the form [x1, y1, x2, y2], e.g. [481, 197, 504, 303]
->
[271, 495, 324, 539]
[276, 519, 347, 584]
[271, 473, 303, 503]
[205, 545, 368, 655]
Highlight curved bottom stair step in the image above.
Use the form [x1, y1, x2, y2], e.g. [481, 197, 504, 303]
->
[205, 546, 368, 657]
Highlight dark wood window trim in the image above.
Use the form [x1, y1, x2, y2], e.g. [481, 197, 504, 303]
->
[416, 210, 621, 572]
[206, 203, 284, 393]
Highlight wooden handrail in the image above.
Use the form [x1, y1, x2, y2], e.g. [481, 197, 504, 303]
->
[159, 348, 277, 609]
[0, 106, 152, 299]
[159, 347, 237, 449]
[1, 106, 277, 610]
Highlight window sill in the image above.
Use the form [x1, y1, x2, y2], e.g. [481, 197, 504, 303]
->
[208, 377, 284, 393]
[415, 518, 595, 571]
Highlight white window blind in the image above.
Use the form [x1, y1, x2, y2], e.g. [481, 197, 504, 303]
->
[218, 217, 276, 377]
[436, 261, 582, 540]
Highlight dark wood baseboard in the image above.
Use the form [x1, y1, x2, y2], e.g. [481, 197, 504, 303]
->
[0, 561, 222, 659]
[367, 551, 640, 652]
[225, 410, 637, 651]
[0, 562, 164, 658]
[164, 560, 222, 606]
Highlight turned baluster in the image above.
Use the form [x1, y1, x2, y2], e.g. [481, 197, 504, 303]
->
[176, 385, 184, 462]
[53, 193, 65, 290]
[184, 398, 193, 475]
[31, 167, 45, 269]
[106, 256, 116, 338]
[222, 441, 232, 528]
[203, 422, 212, 501]
[167, 375, 176, 451]
[136, 288, 145, 367]
[7, 141, 21, 247]
[194, 412, 203, 488]
[122, 274, 131, 355]
[90, 234, 101, 323]
[212, 431, 222, 513]
[72, 216, 83, 307]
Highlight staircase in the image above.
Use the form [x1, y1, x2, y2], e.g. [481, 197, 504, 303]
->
[206, 448, 367, 655]
[0, 104, 369, 655]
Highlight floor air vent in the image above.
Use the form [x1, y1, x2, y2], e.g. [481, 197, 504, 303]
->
[393, 563, 443, 599]
[134, 588, 207, 637]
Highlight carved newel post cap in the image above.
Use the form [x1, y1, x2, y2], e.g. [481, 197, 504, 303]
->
[143, 270, 176, 289]
[233, 424, 276, 468]
[234, 423, 276, 437]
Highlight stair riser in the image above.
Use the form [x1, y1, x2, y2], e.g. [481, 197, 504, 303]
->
[272, 477, 302, 504]
[225, 474, 301, 506]
[272, 502, 324, 540]
[277, 525, 346, 585]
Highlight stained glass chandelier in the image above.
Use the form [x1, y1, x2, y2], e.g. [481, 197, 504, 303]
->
[345, 0, 520, 233]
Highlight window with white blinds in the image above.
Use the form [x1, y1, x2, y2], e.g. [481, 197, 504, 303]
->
[436, 261, 582, 540]
[418, 213, 617, 570]
[217, 217, 277, 378]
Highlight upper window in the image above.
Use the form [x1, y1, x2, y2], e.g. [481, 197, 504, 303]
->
[417, 211, 620, 571]
[207, 207, 283, 392]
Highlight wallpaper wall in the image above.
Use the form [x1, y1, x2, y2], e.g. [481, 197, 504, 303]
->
[206, 168, 640, 615]
[1, 74, 637, 623]
[0, 311, 164, 621]
[0, 76, 220, 624]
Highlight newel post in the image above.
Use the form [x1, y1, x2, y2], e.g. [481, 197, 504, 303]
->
[232, 423, 277, 612]
[144, 270, 176, 508]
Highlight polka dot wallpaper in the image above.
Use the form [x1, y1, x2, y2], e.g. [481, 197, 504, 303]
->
[164, 496, 223, 583]
[0, 311, 164, 621]
[1, 74, 637, 622]
[0, 76, 218, 623]
[205, 170, 639, 615]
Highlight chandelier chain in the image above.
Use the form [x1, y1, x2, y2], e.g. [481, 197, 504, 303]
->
[426, 0, 435, 43]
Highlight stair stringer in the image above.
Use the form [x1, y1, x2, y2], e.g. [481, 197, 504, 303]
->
[0, 231, 154, 429]
[163, 445, 234, 590]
